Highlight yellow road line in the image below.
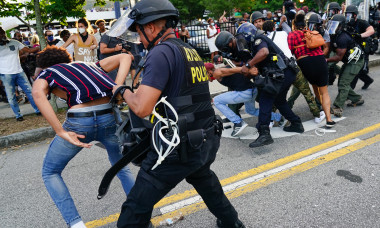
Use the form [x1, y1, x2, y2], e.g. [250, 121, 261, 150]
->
[86, 123, 380, 228]
[150, 134, 380, 226]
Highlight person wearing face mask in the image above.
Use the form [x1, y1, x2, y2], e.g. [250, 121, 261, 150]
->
[207, 18, 219, 60]
[61, 18, 98, 62]
[45, 30, 61, 46]
[345, 5, 376, 90]
[0, 26, 41, 121]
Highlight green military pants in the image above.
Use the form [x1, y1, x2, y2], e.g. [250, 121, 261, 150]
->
[287, 68, 320, 117]
[333, 58, 364, 108]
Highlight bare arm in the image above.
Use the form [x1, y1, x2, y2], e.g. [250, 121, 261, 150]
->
[113, 84, 162, 118]
[100, 42, 122, 54]
[32, 79, 92, 148]
[326, 48, 346, 63]
[61, 34, 76, 49]
[207, 29, 211, 39]
[361, 25, 375, 38]
[99, 54, 133, 84]
[323, 42, 330, 57]
[241, 47, 269, 76]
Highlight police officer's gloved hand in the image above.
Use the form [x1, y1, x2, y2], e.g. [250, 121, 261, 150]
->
[352, 33, 362, 41]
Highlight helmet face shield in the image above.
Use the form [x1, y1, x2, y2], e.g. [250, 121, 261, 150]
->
[107, 9, 135, 37]
[326, 21, 340, 35]
[345, 13, 352, 23]
[308, 23, 316, 31]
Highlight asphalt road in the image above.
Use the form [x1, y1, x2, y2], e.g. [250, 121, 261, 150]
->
[1, 66, 380, 228]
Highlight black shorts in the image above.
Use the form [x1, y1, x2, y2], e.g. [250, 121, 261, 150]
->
[297, 55, 329, 87]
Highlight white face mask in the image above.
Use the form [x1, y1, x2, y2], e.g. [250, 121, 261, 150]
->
[78, 28, 86, 34]
[211, 23, 215, 26]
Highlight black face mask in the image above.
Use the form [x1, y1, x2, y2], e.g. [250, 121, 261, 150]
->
[0, 38, 9, 45]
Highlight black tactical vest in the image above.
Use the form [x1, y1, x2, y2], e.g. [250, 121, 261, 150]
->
[155, 38, 215, 130]
[331, 31, 362, 63]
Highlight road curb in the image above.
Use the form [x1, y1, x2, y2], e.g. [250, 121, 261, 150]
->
[1, 58, 380, 149]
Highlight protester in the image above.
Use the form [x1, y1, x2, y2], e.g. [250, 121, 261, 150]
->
[32, 46, 135, 228]
[262, 20, 325, 124]
[206, 18, 219, 60]
[61, 18, 98, 62]
[94, 19, 108, 44]
[179, 24, 190, 43]
[0, 26, 40, 121]
[56, 29, 74, 57]
[45, 30, 61, 46]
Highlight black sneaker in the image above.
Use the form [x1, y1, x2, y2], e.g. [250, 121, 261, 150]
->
[283, 121, 304, 133]
[362, 79, 374, 90]
[326, 121, 336, 128]
[217, 219, 246, 228]
[222, 118, 231, 123]
[347, 98, 364, 107]
[231, 121, 248, 137]
[16, 117, 24, 121]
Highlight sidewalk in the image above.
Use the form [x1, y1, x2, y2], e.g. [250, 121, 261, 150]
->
[1, 54, 380, 148]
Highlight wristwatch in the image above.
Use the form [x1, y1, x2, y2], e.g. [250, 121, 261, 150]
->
[245, 63, 251, 68]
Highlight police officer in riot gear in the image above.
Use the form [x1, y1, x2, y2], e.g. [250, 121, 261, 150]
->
[305, 12, 331, 49]
[326, 14, 365, 117]
[326, 2, 342, 19]
[216, 24, 304, 148]
[110, 0, 245, 227]
[250, 11, 266, 30]
[345, 5, 376, 90]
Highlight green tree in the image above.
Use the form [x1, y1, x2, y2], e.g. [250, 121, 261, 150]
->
[0, 0, 94, 49]
[170, 0, 206, 22]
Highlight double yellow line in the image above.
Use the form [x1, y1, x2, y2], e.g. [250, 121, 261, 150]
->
[87, 123, 380, 228]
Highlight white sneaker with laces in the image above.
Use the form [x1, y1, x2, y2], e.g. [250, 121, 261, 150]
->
[269, 121, 274, 128]
[314, 111, 326, 124]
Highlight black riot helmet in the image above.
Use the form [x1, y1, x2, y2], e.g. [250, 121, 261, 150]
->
[305, 12, 323, 31]
[345, 5, 359, 16]
[250, 11, 265, 23]
[327, 14, 346, 36]
[215, 31, 234, 52]
[327, 2, 341, 18]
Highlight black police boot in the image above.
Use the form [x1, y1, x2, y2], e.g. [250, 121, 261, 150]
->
[283, 120, 304, 133]
[217, 219, 246, 228]
[249, 125, 273, 148]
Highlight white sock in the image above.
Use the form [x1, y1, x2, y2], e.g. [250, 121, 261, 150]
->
[71, 221, 87, 228]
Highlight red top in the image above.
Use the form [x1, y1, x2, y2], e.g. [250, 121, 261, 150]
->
[287, 30, 324, 59]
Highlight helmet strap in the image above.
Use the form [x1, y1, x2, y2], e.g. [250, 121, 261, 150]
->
[139, 19, 175, 51]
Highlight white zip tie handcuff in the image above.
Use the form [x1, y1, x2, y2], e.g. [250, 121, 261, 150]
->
[151, 96, 180, 170]
[315, 128, 336, 136]
[347, 47, 362, 63]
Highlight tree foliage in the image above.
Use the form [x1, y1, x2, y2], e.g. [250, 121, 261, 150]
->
[170, 0, 206, 22]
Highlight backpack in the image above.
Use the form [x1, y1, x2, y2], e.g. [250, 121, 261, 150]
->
[303, 29, 325, 49]
[294, 30, 325, 50]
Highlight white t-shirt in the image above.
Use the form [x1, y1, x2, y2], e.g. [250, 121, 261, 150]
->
[0, 40, 25, 74]
[56, 40, 74, 58]
[267, 31, 292, 59]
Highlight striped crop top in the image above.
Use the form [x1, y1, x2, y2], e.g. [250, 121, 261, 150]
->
[37, 62, 116, 108]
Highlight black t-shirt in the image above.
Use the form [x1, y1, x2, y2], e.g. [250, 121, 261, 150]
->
[219, 66, 254, 91]
[99, 34, 122, 60]
[335, 32, 353, 50]
[140, 41, 184, 97]
[283, 1, 295, 12]
[353, 19, 370, 34]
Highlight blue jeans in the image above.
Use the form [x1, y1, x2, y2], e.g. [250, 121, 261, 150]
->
[42, 112, 135, 226]
[0, 72, 39, 118]
[214, 88, 281, 124]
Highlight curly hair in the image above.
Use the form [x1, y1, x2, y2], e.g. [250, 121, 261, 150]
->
[76, 17, 94, 34]
[262, 20, 275, 33]
[95, 19, 106, 26]
[36, 46, 72, 69]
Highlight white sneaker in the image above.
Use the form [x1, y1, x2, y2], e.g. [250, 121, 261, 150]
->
[314, 111, 326, 124]
[269, 121, 274, 128]
[231, 120, 248, 137]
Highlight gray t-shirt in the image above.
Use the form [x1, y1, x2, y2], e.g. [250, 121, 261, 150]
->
[99, 34, 122, 60]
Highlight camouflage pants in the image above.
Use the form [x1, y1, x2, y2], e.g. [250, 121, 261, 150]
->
[287, 68, 320, 117]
